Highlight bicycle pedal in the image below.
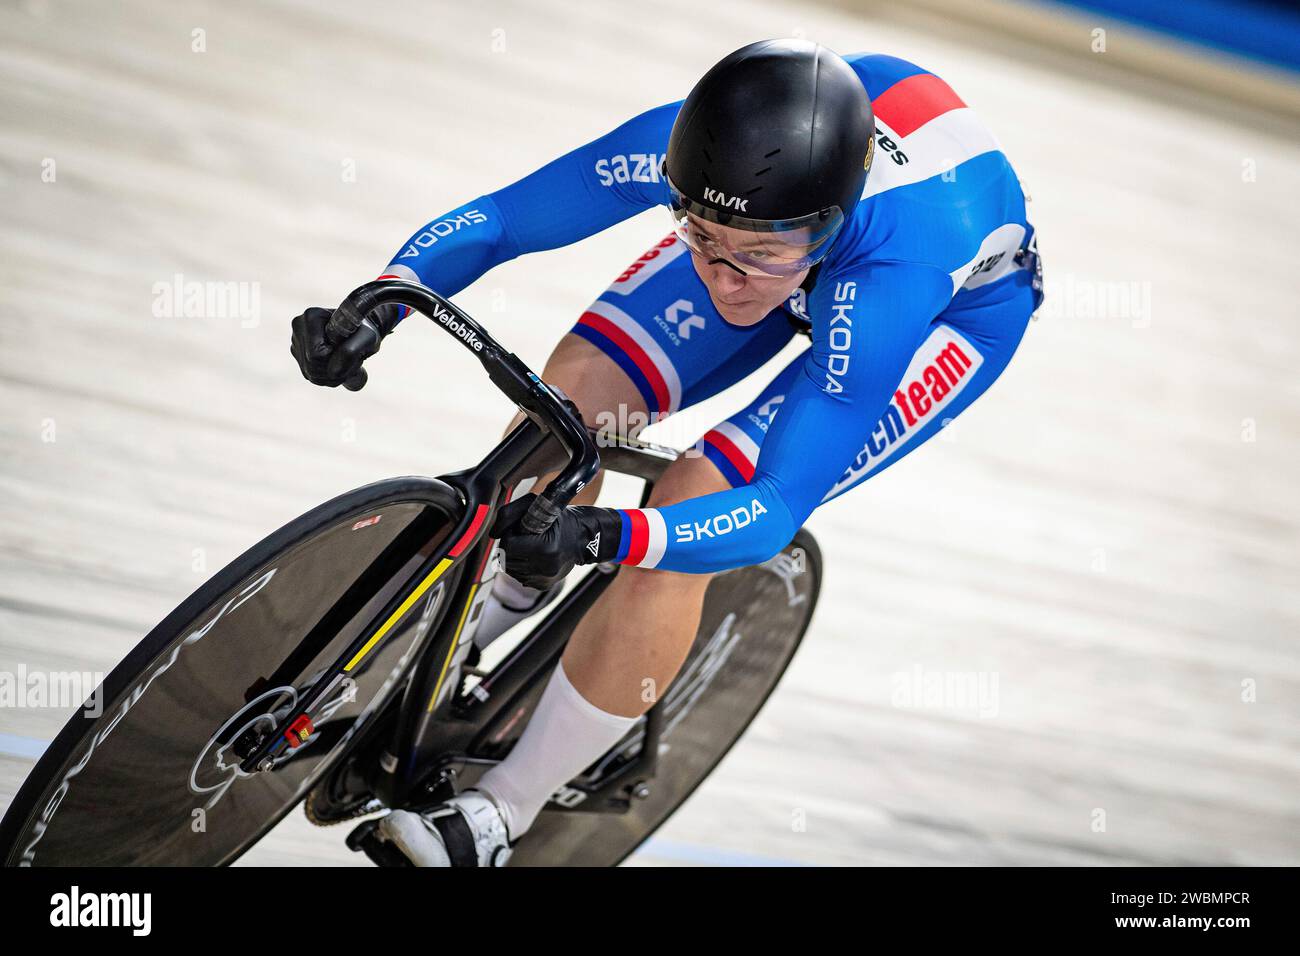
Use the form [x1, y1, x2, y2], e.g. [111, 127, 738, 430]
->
[345, 818, 380, 852]
[346, 817, 415, 867]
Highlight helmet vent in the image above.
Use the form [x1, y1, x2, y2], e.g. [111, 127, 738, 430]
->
[764, 148, 781, 158]
[754, 166, 772, 176]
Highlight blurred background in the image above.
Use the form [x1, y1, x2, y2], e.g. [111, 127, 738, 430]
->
[1, 0, 1297, 865]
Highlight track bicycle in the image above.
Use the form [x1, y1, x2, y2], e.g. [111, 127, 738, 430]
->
[0, 280, 822, 866]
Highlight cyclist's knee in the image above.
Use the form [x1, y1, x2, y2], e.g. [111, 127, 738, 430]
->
[503, 333, 647, 437]
[546, 334, 648, 430]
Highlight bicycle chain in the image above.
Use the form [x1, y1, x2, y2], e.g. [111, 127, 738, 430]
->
[303, 787, 386, 827]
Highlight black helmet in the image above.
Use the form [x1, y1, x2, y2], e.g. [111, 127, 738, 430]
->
[665, 39, 875, 276]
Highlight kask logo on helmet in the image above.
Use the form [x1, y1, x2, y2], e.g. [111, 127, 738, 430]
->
[703, 187, 748, 212]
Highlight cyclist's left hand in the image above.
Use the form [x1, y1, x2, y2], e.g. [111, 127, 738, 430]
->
[491, 494, 621, 589]
[291, 306, 383, 390]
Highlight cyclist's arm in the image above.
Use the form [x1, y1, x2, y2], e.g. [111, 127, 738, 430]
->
[378, 102, 680, 301]
[611, 260, 953, 573]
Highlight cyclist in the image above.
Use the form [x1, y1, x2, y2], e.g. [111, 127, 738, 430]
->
[291, 38, 1043, 866]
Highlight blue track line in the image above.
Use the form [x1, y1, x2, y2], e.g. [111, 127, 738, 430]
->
[1039, 0, 1300, 73]
[0, 733, 50, 760]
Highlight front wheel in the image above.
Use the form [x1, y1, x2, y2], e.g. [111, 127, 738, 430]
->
[0, 478, 465, 866]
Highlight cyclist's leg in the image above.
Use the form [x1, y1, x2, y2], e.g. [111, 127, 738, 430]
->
[478, 444, 739, 840]
[477, 234, 798, 838]
[558, 446, 731, 712]
[501, 232, 799, 501]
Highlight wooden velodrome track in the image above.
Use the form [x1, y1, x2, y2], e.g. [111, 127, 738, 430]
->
[1, 0, 1297, 866]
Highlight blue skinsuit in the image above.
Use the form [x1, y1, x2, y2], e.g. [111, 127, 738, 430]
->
[380, 54, 1042, 573]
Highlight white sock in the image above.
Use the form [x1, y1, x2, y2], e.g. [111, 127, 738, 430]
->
[477, 661, 637, 839]
[473, 573, 547, 651]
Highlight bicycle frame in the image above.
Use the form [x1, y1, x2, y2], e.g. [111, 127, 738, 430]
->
[233, 281, 597, 775]
[239, 279, 673, 812]
[378, 429, 679, 810]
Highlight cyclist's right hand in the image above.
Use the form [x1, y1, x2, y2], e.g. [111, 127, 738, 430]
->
[291, 306, 383, 391]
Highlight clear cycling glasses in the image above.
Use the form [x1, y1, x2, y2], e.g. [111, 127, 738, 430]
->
[666, 177, 845, 278]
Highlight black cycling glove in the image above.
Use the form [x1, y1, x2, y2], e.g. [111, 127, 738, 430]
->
[290, 304, 400, 391]
[490, 494, 623, 590]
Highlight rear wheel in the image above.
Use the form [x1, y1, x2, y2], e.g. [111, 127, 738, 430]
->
[0, 478, 464, 866]
[508, 530, 822, 866]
